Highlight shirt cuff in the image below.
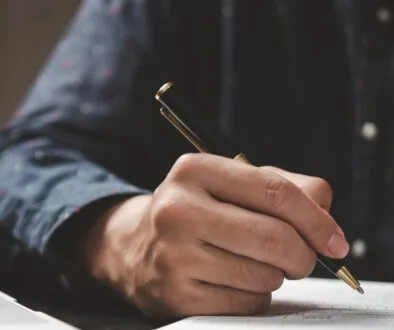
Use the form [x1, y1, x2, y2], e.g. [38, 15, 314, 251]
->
[43, 185, 150, 298]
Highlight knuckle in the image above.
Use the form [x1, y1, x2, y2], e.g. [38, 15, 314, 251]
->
[264, 175, 294, 211]
[151, 193, 184, 231]
[293, 248, 317, 279]
[152, 243, 176, 274]
[314, 178, 333, 196]
[264, 269, 285, 292]
[312, 177, 333, 207]
[171, 153, 201, 181]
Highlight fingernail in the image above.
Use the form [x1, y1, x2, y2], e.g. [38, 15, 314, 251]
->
[327, 232, 349, 258]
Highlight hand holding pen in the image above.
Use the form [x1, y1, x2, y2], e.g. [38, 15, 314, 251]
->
[82, 82, 362, 320]
[156, 82, 363, 295]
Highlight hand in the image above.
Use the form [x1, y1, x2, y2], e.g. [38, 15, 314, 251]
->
[261, 166, 334, 212]
[84, 154, 349, 319]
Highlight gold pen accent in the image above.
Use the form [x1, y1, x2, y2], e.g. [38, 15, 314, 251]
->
[233, 153, 252, 165]
[160, 107, 249, 164]
[157, 82, 364, 295]
[156, 82, 174, 100]
[160, 107, 209, 153]
[337, 267, 364, 294]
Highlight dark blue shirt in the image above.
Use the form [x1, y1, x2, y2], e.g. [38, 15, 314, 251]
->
[0, 0, 393, 293]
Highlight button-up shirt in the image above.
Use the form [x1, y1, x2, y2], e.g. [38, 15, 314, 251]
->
[0, 0, 393, 293]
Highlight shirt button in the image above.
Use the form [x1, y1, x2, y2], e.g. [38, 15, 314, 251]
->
[351, 239, 368, 259]
[222, 4, 233, 18]
[376, 7, 392, 24]
[361, 122, 378, 141]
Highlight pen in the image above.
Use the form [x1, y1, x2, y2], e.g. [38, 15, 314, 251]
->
[155, 81, 364, 295]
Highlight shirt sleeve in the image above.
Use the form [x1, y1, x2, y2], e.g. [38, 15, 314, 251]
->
[0, 0, 179, 293]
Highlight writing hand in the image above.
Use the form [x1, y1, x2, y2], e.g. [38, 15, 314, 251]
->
[84, 154, 349, 319]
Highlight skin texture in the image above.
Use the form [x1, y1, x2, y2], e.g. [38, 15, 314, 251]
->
[84, 154, 349, 319]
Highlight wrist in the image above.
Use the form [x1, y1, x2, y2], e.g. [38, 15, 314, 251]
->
[83, 195, 152, 284]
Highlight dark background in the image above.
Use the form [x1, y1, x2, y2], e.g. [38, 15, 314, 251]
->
[0, 0, 80, 125]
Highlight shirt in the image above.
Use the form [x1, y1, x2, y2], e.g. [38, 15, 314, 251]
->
[0, 0, 393, 294]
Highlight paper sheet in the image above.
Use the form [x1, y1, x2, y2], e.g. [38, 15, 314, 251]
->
[158, 278, 394, 329]
[0, 296, 47, 325]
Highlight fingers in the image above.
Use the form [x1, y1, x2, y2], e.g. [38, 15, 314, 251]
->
[261, 166, 333, 211]
[124, 154, 349, 319]
[192, 198, 316, 279]
[133, 236, 274, 318]
[171, 154, 348, 259]
[184, 282, 271, 316]
[152, 182, 315, 279]
[140, 279, 271, 318]
[193, 241, 285, 293]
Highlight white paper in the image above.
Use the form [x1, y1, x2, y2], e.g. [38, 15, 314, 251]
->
[158, 278, 394, 329]
[0, 291, 78, 329]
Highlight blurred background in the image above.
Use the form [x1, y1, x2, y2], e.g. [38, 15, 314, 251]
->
[0, 0, 80, 125]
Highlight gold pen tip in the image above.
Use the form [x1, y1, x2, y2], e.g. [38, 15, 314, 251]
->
[357, 286, 364, 295]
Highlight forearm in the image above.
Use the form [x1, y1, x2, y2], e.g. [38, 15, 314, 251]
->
[0, 0, 158, 275]
[0, 135, 148, 286]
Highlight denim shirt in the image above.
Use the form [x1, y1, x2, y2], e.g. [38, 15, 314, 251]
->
[0, 0, 393, 293]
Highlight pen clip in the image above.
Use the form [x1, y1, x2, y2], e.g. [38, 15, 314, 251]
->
[160, 107, 210, 153]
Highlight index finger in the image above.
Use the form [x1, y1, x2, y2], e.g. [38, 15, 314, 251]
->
[260, 166, 333, 212]
[190, 154, 349, 259]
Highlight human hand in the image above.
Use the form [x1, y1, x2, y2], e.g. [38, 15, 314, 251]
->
[260, 166, 334, 212]
[84, 154, 349, 319]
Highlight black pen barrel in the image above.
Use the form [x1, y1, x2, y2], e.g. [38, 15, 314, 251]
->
[156, 82, 238, 158]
